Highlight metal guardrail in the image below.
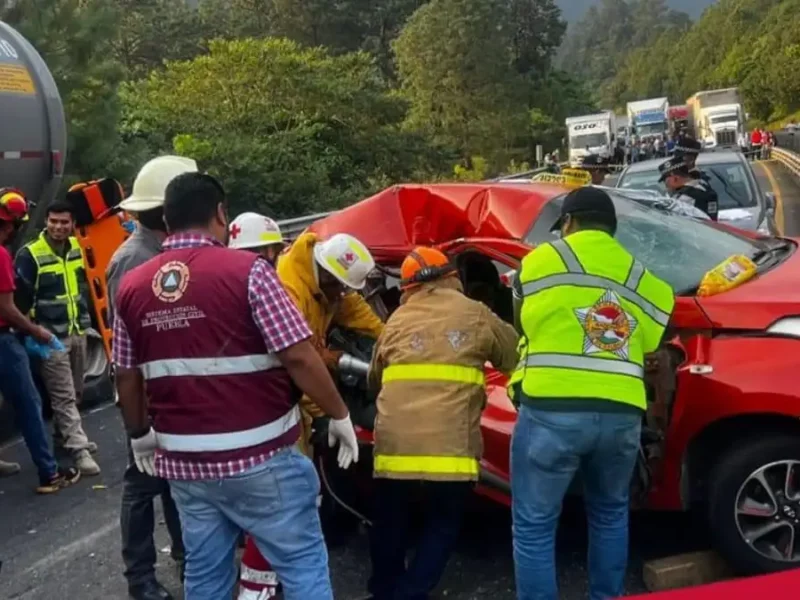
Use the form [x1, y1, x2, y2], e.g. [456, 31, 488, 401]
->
[277, 211, 333, 240]
[772, 146, 800, 178]
[775, 131, 800, 154]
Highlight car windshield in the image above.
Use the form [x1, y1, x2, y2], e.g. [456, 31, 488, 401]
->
[635, 122, 665, 136]
[523, 191, 767, 294]
[710, 114, 738, 124]
[570, 132, 607, 148]
[617, 161, 757, 209]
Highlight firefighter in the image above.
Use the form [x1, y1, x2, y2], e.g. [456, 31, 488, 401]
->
[366, 247, 518, 600]
[108, 156, 197, 600]
[113, 172, 359, 600]
[580, 154, 611, 186]
[228, 212, 286, 266]
[510, 186, 675, 600]
[659, 155, 719, 221]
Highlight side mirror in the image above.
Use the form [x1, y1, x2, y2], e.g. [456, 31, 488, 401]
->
[764, 191, 776, 211]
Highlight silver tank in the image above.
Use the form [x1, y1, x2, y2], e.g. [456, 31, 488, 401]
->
[0, 21, 67, 235]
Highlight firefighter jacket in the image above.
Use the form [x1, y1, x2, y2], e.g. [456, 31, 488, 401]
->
[16, 232, 91, 338]
[276, 231, 383, 445]
[368, 276, 518, 482]
[513, 230, 675, 411]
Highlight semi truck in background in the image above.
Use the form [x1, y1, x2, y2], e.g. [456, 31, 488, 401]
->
[565, 111, 616, 164]
[667, 105, 691, 136]
[0, 21, 111, 435]
[627, 97, 669, 139]
[686, 87, 745, 149]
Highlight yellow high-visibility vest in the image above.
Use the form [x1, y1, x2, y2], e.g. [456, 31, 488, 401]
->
[515, 230, 675, 410]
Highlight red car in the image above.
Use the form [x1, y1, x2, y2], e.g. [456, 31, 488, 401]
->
[308, 182, 800, 577]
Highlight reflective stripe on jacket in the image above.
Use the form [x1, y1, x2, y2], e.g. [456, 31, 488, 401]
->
[369, 276, 519, 482]
[23, 232, 91, 337]
[514, 230, 675, 410]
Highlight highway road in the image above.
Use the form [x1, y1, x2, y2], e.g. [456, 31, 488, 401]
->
[1, 159, 799, 600]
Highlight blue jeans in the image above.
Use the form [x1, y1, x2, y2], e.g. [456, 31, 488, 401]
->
[0, 332, 58, 481]
[511, 405, 642, 600]
[168, 446, 333, 600]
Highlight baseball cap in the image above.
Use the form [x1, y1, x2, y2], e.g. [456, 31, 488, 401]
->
[658, 156, 691, 182]
[551, 186, 617, 232]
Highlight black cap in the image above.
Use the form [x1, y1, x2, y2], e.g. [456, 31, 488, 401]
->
[658, 156, 691, 182]
[580, 154, 610, 170]
[552, 187, 617, 232]
[673, 136, 702, 155]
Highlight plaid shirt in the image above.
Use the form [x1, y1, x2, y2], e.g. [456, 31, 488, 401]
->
[112, 232, 311, 480]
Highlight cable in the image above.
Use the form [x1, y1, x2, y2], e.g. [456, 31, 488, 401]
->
[316, 455, 373, 528]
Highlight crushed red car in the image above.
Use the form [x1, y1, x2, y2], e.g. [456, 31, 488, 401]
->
[309, 182, 800, 576]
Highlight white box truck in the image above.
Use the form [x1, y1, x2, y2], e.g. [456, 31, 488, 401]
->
[565, 111, 616, 164]
[627, 97, 669, 140]
[686, 88, 744, 149]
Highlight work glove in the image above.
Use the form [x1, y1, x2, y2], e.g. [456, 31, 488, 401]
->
[328, 413, 359, 469]
[130, 428, 157, 476]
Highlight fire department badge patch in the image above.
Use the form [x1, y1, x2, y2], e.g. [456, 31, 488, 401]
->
[151, 261, 190, 303]
[574, 290, 637, 360]
[336, 250, 358, 271]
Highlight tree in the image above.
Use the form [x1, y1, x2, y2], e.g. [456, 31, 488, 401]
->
[507, 0, 566, 77]
[393, 0, 530, 168]
[122, 38, 444, 217]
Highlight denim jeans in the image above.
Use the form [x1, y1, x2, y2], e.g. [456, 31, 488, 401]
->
[511, 405, 641, 600]
[168, 446, 332, 600]
[0, 332, 58, 481]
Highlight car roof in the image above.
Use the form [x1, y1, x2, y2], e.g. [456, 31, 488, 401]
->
[622, 150, 744, 174]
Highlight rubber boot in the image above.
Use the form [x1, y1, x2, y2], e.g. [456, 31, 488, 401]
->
[238, 536, 278, 599]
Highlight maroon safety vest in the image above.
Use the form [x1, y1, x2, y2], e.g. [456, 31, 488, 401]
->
[115, 244, 299, 464]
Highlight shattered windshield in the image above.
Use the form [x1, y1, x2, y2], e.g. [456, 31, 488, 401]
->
[524, 190, 766, 294]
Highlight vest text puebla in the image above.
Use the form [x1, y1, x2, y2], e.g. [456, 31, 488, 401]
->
[24, 232, 91, 337]
[514, 230, 675, 410]
[115, 245, 300, 464]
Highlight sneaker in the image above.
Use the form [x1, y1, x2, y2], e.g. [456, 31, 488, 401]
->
[54, 441, 98, 458]
[0, 460, 21, 477]
[37, 467, 81, 494]
[75, 450, 101, 476]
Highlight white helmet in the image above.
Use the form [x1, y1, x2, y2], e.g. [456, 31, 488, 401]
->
[313, 233, 375, 290]
[119, 155, 198, 212]
[228, 212, 285, 250]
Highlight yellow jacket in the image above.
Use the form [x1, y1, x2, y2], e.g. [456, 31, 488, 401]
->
[277, 231, 384, 427]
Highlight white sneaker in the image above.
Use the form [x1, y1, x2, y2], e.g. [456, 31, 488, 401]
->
[75, 450, 101, 476]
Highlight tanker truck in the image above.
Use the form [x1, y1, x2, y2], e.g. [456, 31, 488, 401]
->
[0, 21, 112, 437]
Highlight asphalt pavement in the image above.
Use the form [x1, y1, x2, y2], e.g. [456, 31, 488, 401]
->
[2, 160, 800, 600]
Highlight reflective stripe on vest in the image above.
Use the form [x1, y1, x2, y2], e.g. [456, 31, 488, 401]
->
[141, 354, 282, 380]
[523, 240, 669, 327]
[381, 363, 485, 386]
[374, 454, 479, 477]
[525, 353, 644, 379]
[26, 234, 89, 336]
[155, 405, 300, 452]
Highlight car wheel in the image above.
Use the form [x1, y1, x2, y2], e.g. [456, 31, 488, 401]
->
[707, 434, 800, 574]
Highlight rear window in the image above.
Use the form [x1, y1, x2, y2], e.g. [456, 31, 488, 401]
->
[618, 161, 757, 210]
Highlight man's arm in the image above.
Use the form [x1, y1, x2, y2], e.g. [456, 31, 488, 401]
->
[249, 260, 349, 419]
[0, 247, 49, 341]
[481, 304, 520, 376]
[367, 331, 385, 394]
[112, 310, 149, 435]
[13, 247, 37, 315]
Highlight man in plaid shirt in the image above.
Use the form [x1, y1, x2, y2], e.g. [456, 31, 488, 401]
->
[113, 172, 358, 600]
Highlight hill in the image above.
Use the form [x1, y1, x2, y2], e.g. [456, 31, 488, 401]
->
[556, 0, 718, 23]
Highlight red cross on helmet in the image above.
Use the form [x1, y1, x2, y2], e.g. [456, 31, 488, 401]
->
[228, 212, 285, 250]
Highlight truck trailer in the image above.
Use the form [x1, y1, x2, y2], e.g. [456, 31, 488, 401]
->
[686, 88, 744, 149]
[627, 98, 669, 140]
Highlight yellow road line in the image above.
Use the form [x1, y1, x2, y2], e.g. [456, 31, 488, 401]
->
[759, 160, 785, 236]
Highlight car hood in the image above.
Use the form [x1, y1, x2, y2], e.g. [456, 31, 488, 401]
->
[309, 183, 564, 260]
[718, 207, 761, 232]
[696, 240, 800, 329]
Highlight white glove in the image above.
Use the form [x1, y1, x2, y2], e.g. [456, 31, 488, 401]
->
[130, 428, 157, 477]
[327, 413, 359, 469]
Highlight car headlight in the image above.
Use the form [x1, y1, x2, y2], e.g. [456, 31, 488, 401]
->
[766, 318, 800, 338]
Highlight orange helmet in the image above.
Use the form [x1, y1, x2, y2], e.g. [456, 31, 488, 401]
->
[399, 247, 457, 290]
[0, 188, 29, 223]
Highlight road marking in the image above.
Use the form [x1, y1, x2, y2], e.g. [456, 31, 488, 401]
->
[759, 160, 785, 236]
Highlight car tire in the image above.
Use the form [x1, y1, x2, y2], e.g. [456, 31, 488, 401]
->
[707, 434, 800, 575]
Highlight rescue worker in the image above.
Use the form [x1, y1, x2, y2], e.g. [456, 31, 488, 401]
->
[227, 210, 288, 600]
[580, 154, 610, 186]
[15, 199, 100, 476]
[107, 156, 196, 600]
[238, 228, 384, 599]
[113, 172, 359, 600]
[510, 187, 675, 600]
[0, 189, 82, 492]
[366, 247, 518, 600]
[228, 211, 286, 266]
[659, 155, 719, 221]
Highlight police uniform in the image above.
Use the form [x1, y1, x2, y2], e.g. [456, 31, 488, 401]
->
[580, 154, 611, 185]
[659, 156, 719, 221]
[673, 137, 711, 184]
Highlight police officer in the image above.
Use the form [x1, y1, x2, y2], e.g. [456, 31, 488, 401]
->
[673, 136, 710, 183]
[659, 155, 719, 221]
[510, 186, 675, 600]
[580, 154, 611, 186]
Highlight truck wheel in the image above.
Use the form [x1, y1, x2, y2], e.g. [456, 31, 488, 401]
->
[707, 434, 800, 574]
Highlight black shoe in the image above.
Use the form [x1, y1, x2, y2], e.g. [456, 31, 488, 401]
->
[128, 580, 173, 600]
